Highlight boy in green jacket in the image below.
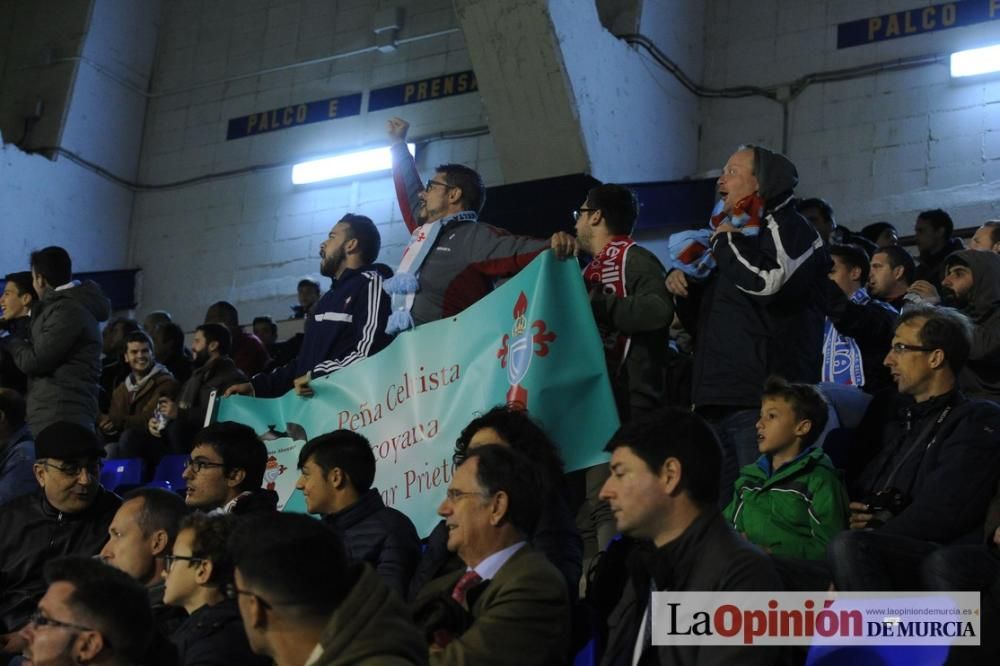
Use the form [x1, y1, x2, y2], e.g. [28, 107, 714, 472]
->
[723, 377, 849, 560]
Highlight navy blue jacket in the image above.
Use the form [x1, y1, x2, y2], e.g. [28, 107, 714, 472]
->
[251, 265, 393, 397]
[0, 426, 35, 507]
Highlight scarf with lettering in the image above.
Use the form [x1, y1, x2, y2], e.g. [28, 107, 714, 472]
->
[383, 210, 478, 334]
[583, 236, 635, 371]
[667, 193, 765, 278]
[821, 287, 873, 387]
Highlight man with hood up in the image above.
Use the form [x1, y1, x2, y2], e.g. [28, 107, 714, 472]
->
[940, 249, 1000, 400]
[0, 246, 111, 434]
[667, 145, 829, 500]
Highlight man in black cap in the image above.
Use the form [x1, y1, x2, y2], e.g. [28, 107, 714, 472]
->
[0, 421, 120, 657]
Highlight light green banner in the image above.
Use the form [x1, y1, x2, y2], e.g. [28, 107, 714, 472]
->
[216, 252, 618, 535]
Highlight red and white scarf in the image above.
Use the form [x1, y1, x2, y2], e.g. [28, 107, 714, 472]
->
[583, 236, 635, 372]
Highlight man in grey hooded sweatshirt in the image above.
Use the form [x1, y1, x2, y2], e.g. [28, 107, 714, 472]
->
[1, 246, 110, 433]
[940, 249, 1000, 401]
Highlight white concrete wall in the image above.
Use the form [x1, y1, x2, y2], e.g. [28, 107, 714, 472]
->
[131, 0, 494, 329]
[699, 0, 1000, 234]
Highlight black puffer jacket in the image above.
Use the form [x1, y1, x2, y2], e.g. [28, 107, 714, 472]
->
[681, 148, 829, 408]
[323, 488, 420, 598]
[171, 598, 269, 666]
[0, 488, 120, 632]
[3, 281, 110, 432]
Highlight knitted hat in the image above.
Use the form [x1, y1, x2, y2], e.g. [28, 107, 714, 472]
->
[34, 422, 104, 461]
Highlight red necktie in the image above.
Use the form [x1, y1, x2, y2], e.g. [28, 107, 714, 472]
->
[450, 570, 482, 606]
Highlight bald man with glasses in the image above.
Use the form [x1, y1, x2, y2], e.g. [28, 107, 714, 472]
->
[0, 422, 120, 658]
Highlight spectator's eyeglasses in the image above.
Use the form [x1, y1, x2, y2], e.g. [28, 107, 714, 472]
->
[182, 458, 226, 473]
[445, 488, 493, 502]
[572, 208, 597, 222]
[424, 179, 455, 193]
[888, 342, 936, 355]
[42, 460, 101, 477]
[28, 610, 97, 634]
[158, 554, 206, 572]
[224, 583, 273, 610]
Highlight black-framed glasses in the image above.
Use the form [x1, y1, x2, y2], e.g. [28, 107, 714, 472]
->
[28, 610, 96, 634]
[572, 208, 597, 222]
[889, 342, 936, 355]
[424, 179, 455, 193]
[158, 554, 206, 572]
[445, 488, 493, 502]
[224, 583, 272, 610]
[41, 459, 102, 478]
[182, 458, 226, 473]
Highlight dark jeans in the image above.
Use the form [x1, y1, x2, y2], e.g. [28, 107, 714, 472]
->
[828, 529, 939, 591]
[704, 408, 760, 508]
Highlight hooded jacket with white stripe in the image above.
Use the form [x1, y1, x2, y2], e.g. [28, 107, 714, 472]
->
[251, 264, 393, 397]
[685, 146, 830, 408]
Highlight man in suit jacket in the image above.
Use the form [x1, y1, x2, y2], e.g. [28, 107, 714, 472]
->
[411, 444, 570, 665]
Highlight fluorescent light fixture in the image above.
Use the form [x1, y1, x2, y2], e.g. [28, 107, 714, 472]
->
[950, 44, 1000, 78]
[292, 143, 415, 185]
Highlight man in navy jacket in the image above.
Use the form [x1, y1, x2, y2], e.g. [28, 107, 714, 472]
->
[228, 214, 392, 398]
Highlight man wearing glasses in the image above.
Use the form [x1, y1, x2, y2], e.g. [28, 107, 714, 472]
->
[828, 304, 1000, 591]
[19, 556, 153, 666]
[162, 513, 268, 666]
[181, 422, 276, 515]
[384, 117, 576, 334]
[411, 444, 570, 665]
[0, 422, 120, 658]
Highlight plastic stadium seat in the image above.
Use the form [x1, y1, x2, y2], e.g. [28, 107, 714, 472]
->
[100, 458, 145, 492]
[149, 454, 188, 492]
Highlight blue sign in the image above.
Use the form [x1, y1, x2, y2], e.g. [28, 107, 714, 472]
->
[226, 92, 363, 140]
[369, 70, 478, 112]
[838, 0, 1000, 49]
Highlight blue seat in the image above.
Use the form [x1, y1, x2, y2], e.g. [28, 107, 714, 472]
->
[100, 458, 145, 492]
[149, 454, 188, 492]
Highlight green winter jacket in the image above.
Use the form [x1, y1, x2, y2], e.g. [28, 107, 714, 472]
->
[723, 446, 849, 560]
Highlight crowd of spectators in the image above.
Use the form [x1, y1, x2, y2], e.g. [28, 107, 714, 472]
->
[0, 118, 999, 665]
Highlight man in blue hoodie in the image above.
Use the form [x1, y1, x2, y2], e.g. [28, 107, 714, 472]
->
[227, 214, 393, 399]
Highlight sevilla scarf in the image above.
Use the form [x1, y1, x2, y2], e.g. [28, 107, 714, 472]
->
[584, 236, 635, 371]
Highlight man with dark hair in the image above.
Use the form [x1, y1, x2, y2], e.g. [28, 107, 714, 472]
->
[0, 246, 111, 434]
[20, 556, 153, 666]
[831, 305, 1000, 591]
[412, 444, 570, 665]
[204, 300, 270, 377]
[598, 408, 780, 666]
[99, 317, 141, 413]
[229, 513, 425, 665]
[153, 321, 193, 385]
[385, 117, 575, 332]
[295, 429, 419, 597]
[0, 422, 120, 656]
[797, 197, 876, 252]
[100, 487, 189, 638]
[667, 145, 829, 506]
[228, 214, 393, 400]
[181, 422, 275, 514]
[912, 208, 963, 288]
[575, 183, 673, 420]
[969, 220, 1000, 254]
[820, 244, 897, 394]
[100, 330, 179, 445]
[0, 272, 36, 394]
[153, 323, 246, 452]
[164, 513, 268, 666]
[0, 388, 34, 506]
[295, 278, 321, 319]
[868, 244, 916, 311]
[937, 250, 1000, 400]
[860, 221, 899, 249]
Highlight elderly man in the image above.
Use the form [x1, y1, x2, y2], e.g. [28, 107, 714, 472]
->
[0, 422, 120, 656]
[20, 556, 154, 666]
[667, 145, 828, 500]
[412, 444, 570, 665]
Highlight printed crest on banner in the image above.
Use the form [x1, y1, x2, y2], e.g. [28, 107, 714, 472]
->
[263, 455, 288, 490]
[496, 291, 557, 407]
[257, 423, 309, 510]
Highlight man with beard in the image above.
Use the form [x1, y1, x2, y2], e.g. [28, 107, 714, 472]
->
[226, 214, 392, 399]
[150, 323, 245, 453]
[100, 331, 178, 443]
[938, 250, 1000, 400]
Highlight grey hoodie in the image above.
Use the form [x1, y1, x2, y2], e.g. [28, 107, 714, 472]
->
[945, 249, 1000, 400]
[4, 281, 111, 433]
